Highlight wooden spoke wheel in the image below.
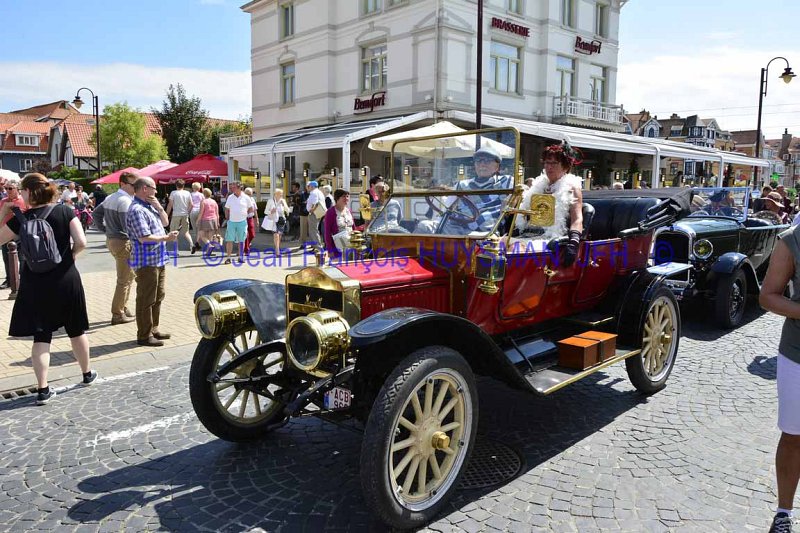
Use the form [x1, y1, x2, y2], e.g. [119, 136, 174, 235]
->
[189, 327, 289, 441]
[626, 287, 680, 394]
[360, 346, 478, 529]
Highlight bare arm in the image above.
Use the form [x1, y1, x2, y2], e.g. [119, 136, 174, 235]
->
[0, 225, 15, 246]
[69, 216, 87, 258]
[569, 185, 584, 233]
[197, 201, 206, 222]
[760, 240, 800, 319]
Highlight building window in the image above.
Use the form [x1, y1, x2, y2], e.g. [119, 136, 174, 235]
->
[280, 3, 294, 39]
[489, 42, 521, 94]
[20, 159, 32, 172]
[556, 56, 575, 97]
[589, 64, 606, 102]
[16, 135, 38, 146]
[387, 0, 406, 6]
[361, 43, 388, 93]
[595, 2, 609, 37]
[670, 126, 682, 136]
[363, 0, 381, 15]
[646, 128, 656, 138]
[281, 62, 295, 105]
[561, 0, 575, 27]
[508, 0, 522, 14]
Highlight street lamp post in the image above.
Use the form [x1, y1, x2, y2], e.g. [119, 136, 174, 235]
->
[476, 0, 483, 129]
[754, 57, 795, 188]
[71, 88, 101, 176]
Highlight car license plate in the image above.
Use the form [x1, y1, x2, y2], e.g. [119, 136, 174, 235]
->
[323, 387, 352, 410]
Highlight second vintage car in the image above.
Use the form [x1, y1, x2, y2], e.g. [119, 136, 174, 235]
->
[652, 186, 788, 328]
[188, 128, 692, 529]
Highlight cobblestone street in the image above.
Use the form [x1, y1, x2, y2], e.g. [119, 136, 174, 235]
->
[0, 302, 786, 532]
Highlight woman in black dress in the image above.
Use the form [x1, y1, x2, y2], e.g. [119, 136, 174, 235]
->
[0, 173, 96, 405]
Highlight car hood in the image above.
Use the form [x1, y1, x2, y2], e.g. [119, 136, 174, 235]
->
[672, 217, 740, 236]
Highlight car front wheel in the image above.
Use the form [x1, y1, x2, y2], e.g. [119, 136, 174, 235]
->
[714, 268, 747, 329]
[360, 346, 478, 530]
[626, 287, 680, 394]
[189, 327, 290, 441]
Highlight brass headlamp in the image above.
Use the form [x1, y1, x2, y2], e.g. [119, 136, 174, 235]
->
[195, 290, 250, 339]
[286, 310, 350, 375]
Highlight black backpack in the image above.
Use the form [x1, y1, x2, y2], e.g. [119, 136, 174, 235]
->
[13, 204, 63, 273]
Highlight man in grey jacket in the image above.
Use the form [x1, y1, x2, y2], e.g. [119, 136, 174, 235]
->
[94, 171, 137, 325]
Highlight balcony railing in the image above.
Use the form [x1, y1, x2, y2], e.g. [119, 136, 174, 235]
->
[553, 96, 624, 126]
[219, 133, 253, 155]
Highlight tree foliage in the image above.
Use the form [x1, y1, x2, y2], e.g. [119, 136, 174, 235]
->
[153, 84, 210, 163]
[96, 102, 168, 170]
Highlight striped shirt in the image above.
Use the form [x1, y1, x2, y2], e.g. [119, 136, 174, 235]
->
[448, 174, 513, 233]
[94, 189, 133, 240]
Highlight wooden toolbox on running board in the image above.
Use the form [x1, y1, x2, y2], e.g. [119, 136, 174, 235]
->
[576, 331, 617, 362]
[557, 336, 600, 370]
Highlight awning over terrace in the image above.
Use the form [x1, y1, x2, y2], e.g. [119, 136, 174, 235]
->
[228, 112, 434, 191]
[450, 111, 768, 187]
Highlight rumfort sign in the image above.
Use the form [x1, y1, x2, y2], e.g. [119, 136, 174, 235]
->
[354, 91, 387, 114]
[575, 36, 602, 55]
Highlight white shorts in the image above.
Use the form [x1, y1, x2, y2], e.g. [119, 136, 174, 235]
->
[778, 353, 800, 435]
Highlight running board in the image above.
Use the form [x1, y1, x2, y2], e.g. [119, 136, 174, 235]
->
[525, 347, 641, 395]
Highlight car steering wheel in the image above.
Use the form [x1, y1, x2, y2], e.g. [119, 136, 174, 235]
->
[425, 194, 480, 224]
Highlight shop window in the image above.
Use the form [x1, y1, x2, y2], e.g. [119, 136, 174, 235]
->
[281, 62, 295, 105]
[507, 0, 522, 14]
[363, 0, 381, 15]
[280, 3, 294, 39]
[556, 56, 575, 97]
[20, 159, 32, 172]
[361, 43, 387, 93]
[595, 2, 609, 38]
[489, 42, 521, 94]
[561, 0, 575, 28]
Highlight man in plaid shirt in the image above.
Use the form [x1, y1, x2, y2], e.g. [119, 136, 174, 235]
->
[126, 176, 178, 347]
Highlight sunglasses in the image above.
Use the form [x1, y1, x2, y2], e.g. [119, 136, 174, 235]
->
[4, 186, 16, 191]
[474, 157, 497, 164]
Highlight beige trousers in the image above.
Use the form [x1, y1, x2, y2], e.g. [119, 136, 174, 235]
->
[107, 238, 136, 317]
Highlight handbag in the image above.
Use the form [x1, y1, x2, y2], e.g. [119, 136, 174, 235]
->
[312, 202, 327, 219]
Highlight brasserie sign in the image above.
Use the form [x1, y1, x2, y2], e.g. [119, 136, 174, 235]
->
[490, 17, 530, 38]
[354, 91, 387, 114]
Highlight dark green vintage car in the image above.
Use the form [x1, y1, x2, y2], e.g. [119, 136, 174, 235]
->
[652, 187, 788, 328]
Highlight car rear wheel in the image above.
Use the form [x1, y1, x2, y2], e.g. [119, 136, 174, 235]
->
[626, 287, 680, 394]
[714, 269, 747, 329]
[189, 327, 289, 441]
[360, 346, 478, 530]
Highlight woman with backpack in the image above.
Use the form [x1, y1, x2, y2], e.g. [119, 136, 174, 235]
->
[0, 173, 97, 405]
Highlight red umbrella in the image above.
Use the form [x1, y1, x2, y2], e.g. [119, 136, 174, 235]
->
[92, 167, 139, 185]
[150, 154, 227, 184]
[138, 160, 177, 177]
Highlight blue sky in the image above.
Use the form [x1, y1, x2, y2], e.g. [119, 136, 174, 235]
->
[1, 0, 799, 137]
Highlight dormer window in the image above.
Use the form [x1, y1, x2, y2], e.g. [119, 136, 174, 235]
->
[16, 134, 38, 146]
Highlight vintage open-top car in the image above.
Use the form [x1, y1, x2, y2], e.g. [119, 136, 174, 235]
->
[652, 186, 789, 328]
[189, 128, 692, 529]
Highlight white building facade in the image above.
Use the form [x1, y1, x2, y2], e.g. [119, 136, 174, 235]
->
[235, 0, 626, 189]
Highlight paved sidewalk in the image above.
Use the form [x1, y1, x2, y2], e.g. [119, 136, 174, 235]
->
[0, 233, 312, 394]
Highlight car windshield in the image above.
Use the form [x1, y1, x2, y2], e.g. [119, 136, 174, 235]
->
[365, 128, 519, 237]
[687, 187, 749, 220]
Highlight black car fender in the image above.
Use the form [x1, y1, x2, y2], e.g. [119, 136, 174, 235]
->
[349, 307, 528, 389]
[708, 253, 759, 294]
[614, 269, 674, 349]
[193, 279, 287, 342]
